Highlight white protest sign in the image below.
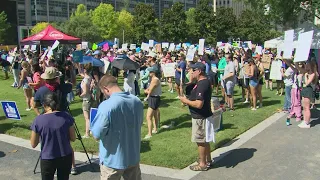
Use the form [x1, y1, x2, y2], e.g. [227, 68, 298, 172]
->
[6, 56, 14, 64]
[169, 43, 175, 52]
[13, 47, 17, 52]
[23, 45, 29, 50]
[162, 63, 176, 77]
[122, 43, 128, 51]
[277, 44, 283, 59]
[186, 48, 196, 61]
[244, 41, 252, 49]
[182, 43, 187, 49]
[31, 45, 37, 51]
[294, 30, 314, 62]
[46, 47, 53, 59]
[149, 40, 154, 47]
[114, 38, 119, 47]
[255, 46, 262, 55]
[81, 42, 88, 49]
[217, 42, 223, 47]
[130, 44, 136, 50]
[198, 39, 205, 55]
[47, 40, 60, 58]
[283, 30, 294, 59]
[270, 60, 283, 80]
[41, 49, 48, 61]
[101, 57, 110, 74]
[224, 43, 232, 53]
[141, 43, 149, 52]
[162, 42, 169, 49]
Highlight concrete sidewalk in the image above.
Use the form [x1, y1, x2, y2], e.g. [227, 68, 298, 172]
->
[192, 108, 320, 180]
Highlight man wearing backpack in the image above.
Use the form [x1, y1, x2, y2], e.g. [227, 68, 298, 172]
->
[33, 67, 78, 175]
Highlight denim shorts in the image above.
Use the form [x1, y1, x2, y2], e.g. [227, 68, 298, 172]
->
[249, 80, 258, 87]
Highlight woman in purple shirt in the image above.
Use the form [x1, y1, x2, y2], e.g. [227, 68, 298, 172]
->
[30, 92, 76, 180]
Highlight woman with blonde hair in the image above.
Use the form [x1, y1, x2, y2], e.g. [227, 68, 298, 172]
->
[17, 61, 33, 111]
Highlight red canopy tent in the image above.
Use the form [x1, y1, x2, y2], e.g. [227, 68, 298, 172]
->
[20, 25, 81, 45]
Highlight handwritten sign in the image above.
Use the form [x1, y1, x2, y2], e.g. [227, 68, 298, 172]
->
[162, 63, 176, 77]
[162, 42, 169, 49]
[270, 60, 283, 80]
[283, 30, 294, 59]
[169, 43, 175, 52]
[186, 48, 196, 61]
[81, 42, 88, 50]
[294, 30, 314, 62]
[261, 54, 272, 69]
[198, 39, 205, 55]
[130, 44, 136, 50]
[141, 43, 149, 52]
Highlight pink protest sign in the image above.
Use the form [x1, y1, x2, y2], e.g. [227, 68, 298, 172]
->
[103, 43, 109, 51]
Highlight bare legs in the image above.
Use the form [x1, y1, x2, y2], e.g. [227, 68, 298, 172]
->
[257, 84, 262, 107]
[83, 108, 90, 137]
[24, 89, 32, 109]
[146, 108, 159, 137]
[197, 143, 211, 167]
[250, 85, 257, 109]
[302, 97, 311, 124]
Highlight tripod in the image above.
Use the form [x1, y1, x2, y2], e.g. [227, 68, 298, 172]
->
[33, 106, 92, 174]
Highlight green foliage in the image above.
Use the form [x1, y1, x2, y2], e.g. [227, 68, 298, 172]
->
[62, 4, 101, 42]
[132, 3, 158, 43]
[116, 10, 134, 43]
[91, 3, 118, 40]
[0, 11, 10, 43]
[215, 7, 237, 42]
[194, 0, 216, 45]
[159, 2, 187, 43]
[185, 8, 198, 43]
[31, 22, 49, 35]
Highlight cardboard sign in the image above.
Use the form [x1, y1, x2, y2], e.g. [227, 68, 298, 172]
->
[81, 42, 88, 50]
[162, 63, 176, 77]
[283, 30, 294, 59]
[130, 44, 136, 50]
[90, 108, 98, 123]
[31, 45, 37, 51]
[261, 54, 272, 69]
[198, 39, 205, 55]
[270, 60, 283, 80]
[155, 44, 162, 53]
[1, 101, 21, 120]
[186, 48, 196, 61]
[149, 40, 154, 47]
[294, 30, 314, 62]
[72, 50, 83, 63]
[162, 42, 169, 49]
[122, 43, 128, 51]
[141, 43, 149, 52]
[169, 43, 175, 52]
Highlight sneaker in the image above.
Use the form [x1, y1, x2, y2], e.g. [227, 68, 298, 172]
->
[152, 129, 158, 134]
[170, 90, 174, 93]
[82, 135, 89, 139]
[286, 119, 291, 126]
[26, 108, 32, 111]
[175, 96, 180, 99]
[298, 121, 310, 128]
[275, 92, 279, 95]
[70, 168, 77, 175]
[251, 108, 257, 111]
[144, 135, 152, 139]
[243, 100, 249, 104]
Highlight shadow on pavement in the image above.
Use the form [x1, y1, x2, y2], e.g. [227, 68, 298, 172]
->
[75, 160, 101, 175]
[0, 151, 5, 158]
[212, 148, 257, 168]
[310, 108, 320, 127]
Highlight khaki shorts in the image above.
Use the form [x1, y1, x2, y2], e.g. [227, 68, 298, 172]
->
[191, 118, 206, 143]
[100, 164, 141, 180]
[82, 100, 91, 112]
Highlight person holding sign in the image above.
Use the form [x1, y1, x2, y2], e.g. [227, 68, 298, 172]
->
[175, 53, 187, 98]
[254, 54, 265, 108]
[222, 53, 235, 111]
[17, 61, 33, 111]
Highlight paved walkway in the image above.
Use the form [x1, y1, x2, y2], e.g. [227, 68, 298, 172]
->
[192, 108, 320, 180]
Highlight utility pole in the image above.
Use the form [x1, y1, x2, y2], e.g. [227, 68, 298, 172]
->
[213, 0, 216, 15]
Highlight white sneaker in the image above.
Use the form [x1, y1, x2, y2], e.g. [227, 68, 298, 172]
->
[243, 100, 249, 104]
[175, 96, 180, 99]
[26, 108, 32, 111]
[170, 90, 174, 93]
[144, 135, 152, 139]
[251, 108, 257, 111]
[298, 121, 310, 128]
[82, 135, 89, 139]
[152, 129, 158, 134]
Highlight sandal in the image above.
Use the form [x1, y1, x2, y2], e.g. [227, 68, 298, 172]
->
[196, 159, 214, 168]
[189, 164, 208, 171]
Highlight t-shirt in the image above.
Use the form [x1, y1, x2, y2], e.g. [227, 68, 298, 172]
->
[34, 83, 72, 112]
[188, 79, 213, 119]
[81, 76, 92, 101]
[218, 57, 227, 80]
[284, 67, 294, 86]
[223, 61, 235, 83]
[32, 72, 44, 91]
[30, 111, 74, 160]
[175, 61, 186, 80]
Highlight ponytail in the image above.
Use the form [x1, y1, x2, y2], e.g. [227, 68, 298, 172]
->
[43, 92, 60, 111]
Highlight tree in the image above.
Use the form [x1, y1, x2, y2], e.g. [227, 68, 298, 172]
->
[62, 4, 101, 42]
[215, 7, 237, 42]
[194, 0, 216, 45]
[31, 22, 49, 35]
[91, 3, 118, 40]
[0, 11, 10, 43]
[185, 8, 198, 43]
[132, 3, 158, 43]
[159, 2, 187, 43]
[116, 10, 134, 43]
[236, 9, 281, 44]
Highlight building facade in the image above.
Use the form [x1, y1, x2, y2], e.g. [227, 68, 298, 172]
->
[215, 0, 249, 17]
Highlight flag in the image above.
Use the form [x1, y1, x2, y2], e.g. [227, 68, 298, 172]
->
[92, 43, 98, 50]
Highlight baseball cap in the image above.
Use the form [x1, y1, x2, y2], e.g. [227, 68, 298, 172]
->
[190, 62, 206, 72]
[92, 50, 102, 56]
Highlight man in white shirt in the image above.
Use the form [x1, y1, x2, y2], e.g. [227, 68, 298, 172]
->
[222, 53, 235, 111]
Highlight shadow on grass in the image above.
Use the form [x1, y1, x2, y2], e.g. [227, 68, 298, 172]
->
[0, 122, 31, 134]
[212, 148, 257, 168]
[69, 108, 83, 117]
[0, 151, 5, 158]
[0, 116, 6, 121]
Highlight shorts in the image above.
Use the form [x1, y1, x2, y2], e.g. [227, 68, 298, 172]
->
[241, 78, 250, 88]
[301, 86, 314, 100]
[82, 100, 91, 112]
[100, 164, 141, 180]
[249, 79, 258, 87]
[148, 96, 160, 110]
[191, 118, 206, 143]
[208, 73, 218, 86]
[264, 71, 270, 80]
[225, 81, 235, 96]
[23, 83, 30, 89]
[175, 78, 185, 86]
[3, 66, 9, 72]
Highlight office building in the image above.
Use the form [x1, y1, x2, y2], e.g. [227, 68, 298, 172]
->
[215, 0, 249, 17]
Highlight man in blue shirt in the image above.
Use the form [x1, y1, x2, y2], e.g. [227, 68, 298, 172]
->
[175, 53, 186, 98]
[91, 75, 143, 180]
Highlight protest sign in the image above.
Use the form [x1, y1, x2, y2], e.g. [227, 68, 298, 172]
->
[1, 101, 21, 120]
[90, 108, 98, 123]
[169, 43, 175, 52]
[122, 43, 128, 51]
[294, 30, 314, 62]
[283, 30, 294, 59]
[72, 50, 83, 63]
[141, 43, 149, 51]
[149, 40, 154, 47]
[81, 42, 88, 49]
[46, 46, 53, 59]
[6, 56, 14, 64]
[261, 54, 272, 69]
[198, 39, 205, 55]
[186, 48, 196, 61]
[155, 44, 162, 53]
[224, 43, 232, 53]
[130, 44, 136, 50]
[162, 63, 176, 77]
[217, 42, 223, 47]
[103, 43, 109, 51]
[101, 57, 110, 74]
[114, 38, 119, 47]
[46, 40, 59, 59]
[270, 60, 283, 80]
[162, 42, 169, 49]
[23, 45, 29, 50]
[255, 46, 262, 55]
[31, 45, 37, 51]
[41, 49, 48, 61]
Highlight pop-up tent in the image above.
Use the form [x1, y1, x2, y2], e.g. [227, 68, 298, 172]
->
[20, 25, 81, 45]
[264, 22, 320, 49]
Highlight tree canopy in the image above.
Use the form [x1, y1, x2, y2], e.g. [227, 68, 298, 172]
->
[0, 11, 10, 44]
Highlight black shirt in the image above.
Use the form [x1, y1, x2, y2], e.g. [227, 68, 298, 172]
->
[188, 79, 213, 119]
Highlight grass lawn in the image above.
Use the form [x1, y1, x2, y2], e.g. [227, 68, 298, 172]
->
[0, 73, 284, 169]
